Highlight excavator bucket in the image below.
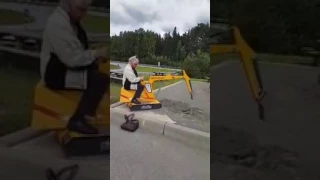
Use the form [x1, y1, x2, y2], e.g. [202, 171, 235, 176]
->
[182, 70, 193, 99]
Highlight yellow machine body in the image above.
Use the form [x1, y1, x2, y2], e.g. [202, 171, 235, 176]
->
[211, 25, 266, 120]
[31, 62, 110, 157]
[119, 70, 193, 111]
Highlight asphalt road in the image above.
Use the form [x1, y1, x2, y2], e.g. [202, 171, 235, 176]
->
[110, 116, 210, 180]
[210, 60, 320, 179]
[0, 112, 209, 180]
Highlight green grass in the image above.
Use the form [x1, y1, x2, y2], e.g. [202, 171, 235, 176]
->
[110, 83, 122, 104]
[0, 67, 38, 136]
[136, 66, 177, 72]
[0, 9, 107, 33]
[0, 9, 35, 25]
[110, 64, 119, 70]
[191, 78, 209, 82]
[82, 15, 109, 33]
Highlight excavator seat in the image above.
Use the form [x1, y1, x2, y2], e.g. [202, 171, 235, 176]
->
[31, 82, 110, 157]
[119, 87, 161, 111]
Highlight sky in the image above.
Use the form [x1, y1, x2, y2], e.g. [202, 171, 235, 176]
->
[110, 0, 210, 36]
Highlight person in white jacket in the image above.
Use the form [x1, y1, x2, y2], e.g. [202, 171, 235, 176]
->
[122, 56, 145, 104]
[40, 0, 108, 134]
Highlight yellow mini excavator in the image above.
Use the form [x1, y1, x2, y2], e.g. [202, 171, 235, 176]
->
[211, 19, 266, 120]
[31, 54, 110, 157]
[119, 70, 193, 111]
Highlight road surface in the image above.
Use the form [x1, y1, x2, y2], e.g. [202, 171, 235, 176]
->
[0, 111, 210, 180]
[110, 112, 210, 180]
[210, 60, 320, 179]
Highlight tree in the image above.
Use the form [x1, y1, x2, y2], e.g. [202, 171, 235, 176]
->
[182, 50, 210, 79]
[110, 23, 210, 74]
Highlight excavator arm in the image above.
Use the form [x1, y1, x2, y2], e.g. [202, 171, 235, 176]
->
[211, 25, 266, 120]
[146, 70, 193, 99]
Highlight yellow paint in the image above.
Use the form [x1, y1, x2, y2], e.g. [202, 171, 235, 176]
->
[31, 60, 110, 138]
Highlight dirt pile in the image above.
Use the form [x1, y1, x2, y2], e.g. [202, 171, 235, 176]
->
[211, 126, 315, 180]
[159, 99, 210, 132]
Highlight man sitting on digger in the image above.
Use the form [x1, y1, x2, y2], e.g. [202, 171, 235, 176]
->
[40, 0, 108, 134]
[122, 56, 145, 104]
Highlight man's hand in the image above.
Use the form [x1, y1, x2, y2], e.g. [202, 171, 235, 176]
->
[140, 76, 144, 80]
[95, 47, 108, 59]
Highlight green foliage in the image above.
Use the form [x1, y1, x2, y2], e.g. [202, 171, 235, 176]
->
[182, 50, 210, 79]
[212, 0, 320, 55]
[110, 24, 210, 68]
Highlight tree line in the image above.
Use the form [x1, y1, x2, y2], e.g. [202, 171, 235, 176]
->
[110, 23, 210, 78]
[212, 0, 320, 55]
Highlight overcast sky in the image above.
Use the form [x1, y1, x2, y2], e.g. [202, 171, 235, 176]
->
[110, 0, 210, 36]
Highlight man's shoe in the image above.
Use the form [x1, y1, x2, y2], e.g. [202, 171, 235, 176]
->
[67, 120, 99, 134]
[131, 98, 141, 104]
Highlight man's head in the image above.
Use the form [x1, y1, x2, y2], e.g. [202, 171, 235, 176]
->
[128, 56, 139, 69]
[60, 0, 92, 21]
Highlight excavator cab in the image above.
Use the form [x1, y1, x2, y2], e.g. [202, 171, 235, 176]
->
[120, 70, 193, 111]
[31, 59, 110, 157]
[211, 19, 266, 120]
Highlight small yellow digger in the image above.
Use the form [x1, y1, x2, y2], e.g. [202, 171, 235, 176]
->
[31, 57, 110, 157]
[119, 70, 193, 111]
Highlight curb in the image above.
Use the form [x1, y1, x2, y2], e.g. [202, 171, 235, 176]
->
[0, 128, 48, 147]
[110, 101, 124, 108]
[164, 123, 210, 151]
[258, 61, 320, 69]
[110, 108, 210, 151]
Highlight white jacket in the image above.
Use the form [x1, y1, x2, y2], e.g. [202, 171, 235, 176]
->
[122, 64, 141, 87]
[40, 6, 96, 89]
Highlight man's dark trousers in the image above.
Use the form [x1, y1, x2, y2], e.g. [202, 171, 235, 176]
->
[132, 83, 144, 100]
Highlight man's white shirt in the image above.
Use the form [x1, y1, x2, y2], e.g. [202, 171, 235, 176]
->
[122, 64, 141, 90]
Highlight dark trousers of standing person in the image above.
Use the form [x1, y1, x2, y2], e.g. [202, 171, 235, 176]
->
[45, 67, 109, 134]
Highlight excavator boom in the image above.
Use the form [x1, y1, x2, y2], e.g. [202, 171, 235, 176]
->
[147, 70, 193, 99]
[211, 25, 266, 120]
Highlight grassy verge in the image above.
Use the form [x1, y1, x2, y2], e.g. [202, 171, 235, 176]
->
[0, 9, 107, 33]
[0, 9, 35, 25]
[83, 15, 109, 33]
[110, 64, 119, 70]
[0, 67, 38, 136]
